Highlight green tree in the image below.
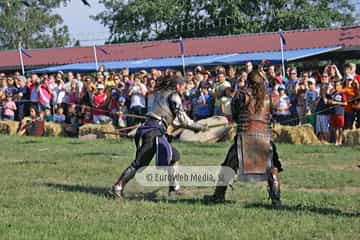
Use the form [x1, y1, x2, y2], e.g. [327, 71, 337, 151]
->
[0, 0, 72, 50]
[95, 0, 355, 43]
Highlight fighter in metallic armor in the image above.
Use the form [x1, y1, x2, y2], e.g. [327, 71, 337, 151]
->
[204, 70, 283, 206]
[109, 75, 207, 198]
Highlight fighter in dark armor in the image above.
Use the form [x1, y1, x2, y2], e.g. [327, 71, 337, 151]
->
[204, 70, 283, 206]
[109, 75, 207, 198]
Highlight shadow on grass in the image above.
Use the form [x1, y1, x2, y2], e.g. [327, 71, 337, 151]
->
[44, 183, 234, 205]
[71, 152, 125, 157]
[46, 183, 109, 197]
[244, 203, 360, 218]
[18, 140, 42, 144]
[13, 160, 57, 165]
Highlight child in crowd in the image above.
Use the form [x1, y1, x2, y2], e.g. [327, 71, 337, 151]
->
[274, 85, 292, 125]
[117, 97, 128, 128]
[43, 107, 54, 122]
[304, 78, 319, 129]
[54, 107, 66, 123]
[80, 105, 92, 124]
[3, 93, 17, 121]
[329, 81, 347, 145]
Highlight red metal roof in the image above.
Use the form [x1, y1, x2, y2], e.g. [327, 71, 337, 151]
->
[1, 25, 360, 69]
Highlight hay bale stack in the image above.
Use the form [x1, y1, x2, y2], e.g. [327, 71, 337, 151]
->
[180, 116, 230, 143]
[79, 124, 119, 139]
[44, 122, 66, 137]
[343, 129, 360, 145]
[0, 121, 19, 135]
[273, 124, 321, 145]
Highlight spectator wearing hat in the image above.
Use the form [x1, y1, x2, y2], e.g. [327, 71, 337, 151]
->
[2, 93, 16, 121]
[92, 84, 109, 124]
[341, 73, 359, 129]
[304, 78, 319, 129]
[274, 85, 292, 125]
[329, 81, 347, 145]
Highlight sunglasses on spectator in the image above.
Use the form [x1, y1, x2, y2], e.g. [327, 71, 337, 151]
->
[290, 72, 297, 75]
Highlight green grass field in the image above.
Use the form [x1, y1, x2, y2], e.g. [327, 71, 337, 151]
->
[0, 135, 359, 240]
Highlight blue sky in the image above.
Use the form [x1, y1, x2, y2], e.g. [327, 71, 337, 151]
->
[56, 0, 359, 47]
[55, 0, 110, 46]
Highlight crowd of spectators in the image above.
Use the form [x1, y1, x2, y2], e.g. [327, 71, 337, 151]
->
[0, 61, 359, 144]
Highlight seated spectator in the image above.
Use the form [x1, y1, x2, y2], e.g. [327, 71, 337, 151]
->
[54, 107, 66, 123]
[79, 105, 92, 124]
[17, 106, 45, 136]
[274, 85, 292, 125]
[329, 81, 347, 145]
[43, 107, 54, 122]
[2, 93, 16, 121]
[65, 104, 80, 137]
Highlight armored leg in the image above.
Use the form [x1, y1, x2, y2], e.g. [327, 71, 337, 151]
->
[168, 146, 184, 195]
[267, 167, 281, 207]
[110, 133, 156, 198]
[204, 143, 237, 203]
